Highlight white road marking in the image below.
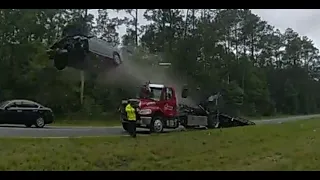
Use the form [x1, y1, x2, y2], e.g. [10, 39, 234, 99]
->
[0, 127, 90, 131]
[49, 126, 123, 129]
[10, 134, 149, 139]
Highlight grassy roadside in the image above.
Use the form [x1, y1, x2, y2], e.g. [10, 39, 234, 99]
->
[2, 118, 320, 170]
[245, 114, 298, 121]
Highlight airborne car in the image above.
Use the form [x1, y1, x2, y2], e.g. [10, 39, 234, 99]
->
[47, 24, 123, 72]
[0, 100, 54, 128]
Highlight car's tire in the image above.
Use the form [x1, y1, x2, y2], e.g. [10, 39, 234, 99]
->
[54, 50, 68, 70]
[54, 58, 67, 70]
[25, 124, 32, 128]
[150, 116, 164, 133]
[113, 53, 122, 66]
[35, 117, 45, 128]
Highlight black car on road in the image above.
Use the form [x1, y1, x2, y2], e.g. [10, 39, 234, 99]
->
[0, 99, 54, 128]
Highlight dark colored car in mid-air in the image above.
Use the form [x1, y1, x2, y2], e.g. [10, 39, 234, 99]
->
[0, 99, 54, 128]
[47, 23, 123, 73]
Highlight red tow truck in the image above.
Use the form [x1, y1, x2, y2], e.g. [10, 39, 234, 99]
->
[120, 83, 255, 133]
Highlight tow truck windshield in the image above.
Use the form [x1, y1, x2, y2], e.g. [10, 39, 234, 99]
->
[139, 87, 163, 101]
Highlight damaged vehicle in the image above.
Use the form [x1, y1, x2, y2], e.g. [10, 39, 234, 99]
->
[47, 23, 123, 72]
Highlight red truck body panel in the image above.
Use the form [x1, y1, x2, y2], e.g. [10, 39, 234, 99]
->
[138, 85, 178, 118]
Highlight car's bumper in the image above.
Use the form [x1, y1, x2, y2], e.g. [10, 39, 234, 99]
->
[45, 114, 54, 124]
[121, 117, 152, 126]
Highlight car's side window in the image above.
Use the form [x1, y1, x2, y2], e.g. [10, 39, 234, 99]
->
[20, 102, 38, 108]
[6, 102, 18, 108]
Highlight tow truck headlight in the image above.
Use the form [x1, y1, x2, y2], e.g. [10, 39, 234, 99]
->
[139, 109, 152, 115]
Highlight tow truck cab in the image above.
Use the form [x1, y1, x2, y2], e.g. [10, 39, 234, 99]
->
[138, 83, 179, 125]
[120, 83, 180, 133]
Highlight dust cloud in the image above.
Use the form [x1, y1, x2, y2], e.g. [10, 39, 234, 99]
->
[96, 50, 197, 106]
[58, 48, 198, 106]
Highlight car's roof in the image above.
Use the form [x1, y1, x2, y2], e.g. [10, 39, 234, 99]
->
[9, 99, 36, 102]
[5, 99, 42, 105]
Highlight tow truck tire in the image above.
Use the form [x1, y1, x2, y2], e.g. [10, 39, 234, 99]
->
[122, 122, 128, 132]
[150, 116, 164, 133]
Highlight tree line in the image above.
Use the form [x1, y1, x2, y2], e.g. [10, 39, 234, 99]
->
[0, 9, 319, 119]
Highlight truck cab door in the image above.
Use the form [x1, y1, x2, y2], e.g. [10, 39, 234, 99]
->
[163, 87, 176, 117]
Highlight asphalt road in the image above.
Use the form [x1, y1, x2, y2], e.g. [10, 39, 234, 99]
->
[0, 114, 320, 138]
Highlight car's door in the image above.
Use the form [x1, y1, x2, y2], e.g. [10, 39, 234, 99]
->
[0, 101, 9, 123]
[4, 102, 21, 124]
[88, 37, 113, 58]
[18, 101, 39, 124]
[0, 109, 6, 124]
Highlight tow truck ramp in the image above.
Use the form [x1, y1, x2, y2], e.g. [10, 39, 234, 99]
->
[216, 113, 255, 128]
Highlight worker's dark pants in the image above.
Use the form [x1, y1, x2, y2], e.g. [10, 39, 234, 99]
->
[127, 120, 137, 138]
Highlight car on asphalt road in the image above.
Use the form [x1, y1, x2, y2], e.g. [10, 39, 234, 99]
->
[0, 99, 54, 128]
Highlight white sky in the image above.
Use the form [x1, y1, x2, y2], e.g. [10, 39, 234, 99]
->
[89, 9, 320, 48]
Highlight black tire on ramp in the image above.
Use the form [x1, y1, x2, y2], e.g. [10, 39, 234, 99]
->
[207, 115, 219, 129]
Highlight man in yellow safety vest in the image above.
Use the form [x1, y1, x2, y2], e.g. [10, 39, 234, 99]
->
[125, 101, 137, 138]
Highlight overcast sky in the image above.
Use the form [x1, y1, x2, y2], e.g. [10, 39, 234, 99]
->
[88, 9, 320, 48]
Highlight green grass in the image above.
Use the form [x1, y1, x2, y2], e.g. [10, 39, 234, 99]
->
[2, 118, 320, 170]
[53, 119, 120, 127]
[246, 114, 308, 120]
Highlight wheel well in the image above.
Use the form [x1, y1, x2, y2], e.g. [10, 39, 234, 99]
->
[153, 111, 164, 118]
[113, 52, 120, 58]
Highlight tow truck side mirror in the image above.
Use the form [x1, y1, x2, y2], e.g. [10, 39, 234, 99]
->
[181, 88, 189, 98]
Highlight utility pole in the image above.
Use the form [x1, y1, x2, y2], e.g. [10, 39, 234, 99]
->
[135, 9, 138, 46]
[80, 9, 88, 105]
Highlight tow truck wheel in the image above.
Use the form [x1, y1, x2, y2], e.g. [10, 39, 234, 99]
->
[150, 117, 164, 133]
